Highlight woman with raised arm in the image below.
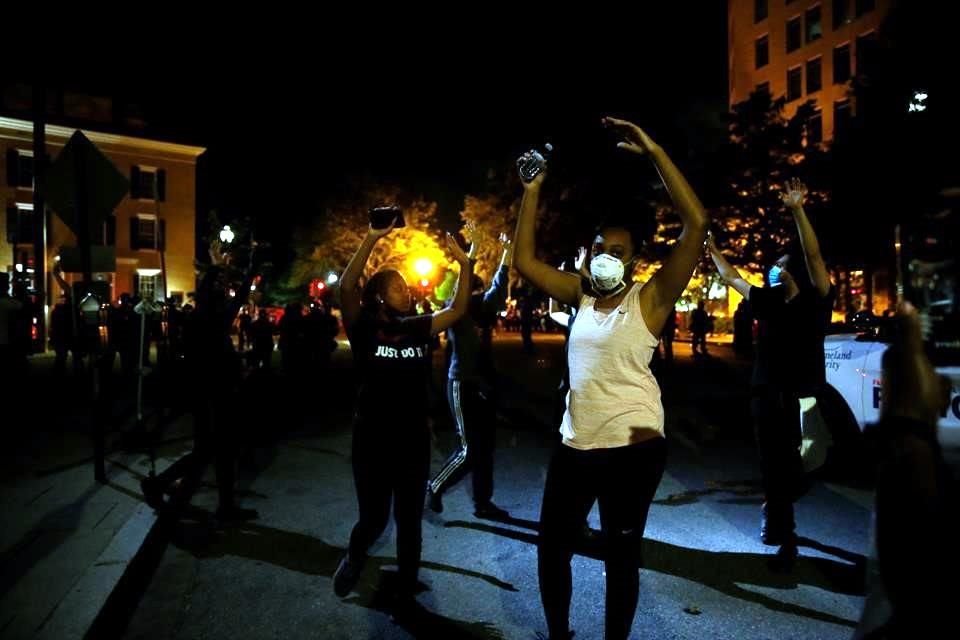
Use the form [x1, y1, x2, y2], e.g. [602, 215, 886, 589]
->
[514, 118, 708, 640]
[332, 215, 472, 619]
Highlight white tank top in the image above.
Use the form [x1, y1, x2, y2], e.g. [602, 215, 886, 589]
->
[560, 284, 664, 449]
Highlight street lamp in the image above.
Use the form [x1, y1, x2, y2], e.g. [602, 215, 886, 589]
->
[219, 225, 235, 244]
[414, 257, 433, 277]
[327, 272, 339, 285]
[908, 90, 928, 113]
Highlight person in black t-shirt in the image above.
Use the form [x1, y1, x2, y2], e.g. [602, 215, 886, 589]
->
[708, 179, 834, 568]
[332, 216, 473, 614]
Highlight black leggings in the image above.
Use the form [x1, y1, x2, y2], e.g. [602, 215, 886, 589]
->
[428, 380, 496, 505]
[347, 418, 431, 591]
[538, 437, 667, 640]
[750, 388, 804, 535]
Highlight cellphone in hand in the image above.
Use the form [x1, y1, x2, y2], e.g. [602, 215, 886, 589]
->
[369, 205, 406, 230]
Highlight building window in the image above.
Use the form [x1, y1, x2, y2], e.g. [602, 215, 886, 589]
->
[138, 274, 158, 301]
[6, 202, 35, 244]
[806, 57, 823, 94]
[5, 149, 34, 190]
[856, 31, 878, 76]
[787, 66, 803, 101]
[833, 0, 850, 29]
[755, 35, 770, 69]
[807, 111, 823, 145]
[786, 16, 802, 53]
[133, 215, 158, 250]
[834, 100, 852, 137]
[855, 0, 875, 18]
[806, 5, 823, 43]
[754, 0, 767, 23]
[834, 43, 852, 83]
[130, 165, 166, 201]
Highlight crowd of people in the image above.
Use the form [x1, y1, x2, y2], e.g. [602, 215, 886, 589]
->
[2, 115, 955, 640]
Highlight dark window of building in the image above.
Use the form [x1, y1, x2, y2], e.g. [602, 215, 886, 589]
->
[856, 0, 875, 18]
[5, 149, 34, 189]
[755, 0, 768, 22]
[756, 35, 770, 69]
[807, 111, 823, 144]
[787, 16, 803, 52]
[806, 5, 823, 42]
[834, 43, 851, 83]
[807, 57, 823, 93]
[787, 66, 803, 101]
[834, 100, 852, 137]
[833, 0, 850, 29]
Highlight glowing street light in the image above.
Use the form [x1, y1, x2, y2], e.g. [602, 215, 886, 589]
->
[414, 257, 433, 277]
[219, 225, 235, 244]
[909, 90, 928, 113]
[327, 272, 339, 285]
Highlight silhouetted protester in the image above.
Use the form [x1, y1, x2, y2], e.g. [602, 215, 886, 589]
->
[49, 296, 74, 375]
[49, 263, 86, 375]
[0, 272, 26, 397]
[110, 294, 138, 379]
[690, 300, 709, 357]
[251, 310, 275, 370]
[332, 215, 472, 619]
[733, 299, 754, 357]
[518, 285, 536, 354]
[140, 237, 258, 523]
[278, 302, 307, 377]
[513, 118, 708, 640]
[237, 306, 252, 352]
[305, 300, 339, 374]
[708, 179, 835, 568]
[853, 304, 957, 639]
[428, 230, 513, 519]
[661, 306, 677, 364]
[164, 299, 185, 362]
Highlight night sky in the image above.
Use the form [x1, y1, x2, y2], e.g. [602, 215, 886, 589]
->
[22, 6, 729, 264]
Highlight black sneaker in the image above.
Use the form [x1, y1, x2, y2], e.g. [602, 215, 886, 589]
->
[759, 502, 794, 546]
[333, 554, 365, 598]
[427, 488, 443, 514]
[389, 592, 424, 625]
[768, 539, 799, 573]
[474, 501, 510, 521]
[760, 525, 790, 546]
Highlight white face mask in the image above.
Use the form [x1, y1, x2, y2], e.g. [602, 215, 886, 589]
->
[589, 254, 626, 294]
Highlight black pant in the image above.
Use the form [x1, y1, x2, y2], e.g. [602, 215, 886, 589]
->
[750, 388, 804, 537]
[521, 319, 534, 354]
[691, 332, 707, 355]
[538, 437, 667, 640]
[429, 379, 496, 506]
[348, 416, 431, 592]
[154, 393, 238, 509]
[661, 337, 674, 363]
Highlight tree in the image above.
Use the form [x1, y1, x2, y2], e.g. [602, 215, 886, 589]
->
[285, 184, 449, 299]
[458, 194, 518, 285]
[708, 88, 830, 272]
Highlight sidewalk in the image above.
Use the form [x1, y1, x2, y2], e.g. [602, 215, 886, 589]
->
[0, 353, 190, 640]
